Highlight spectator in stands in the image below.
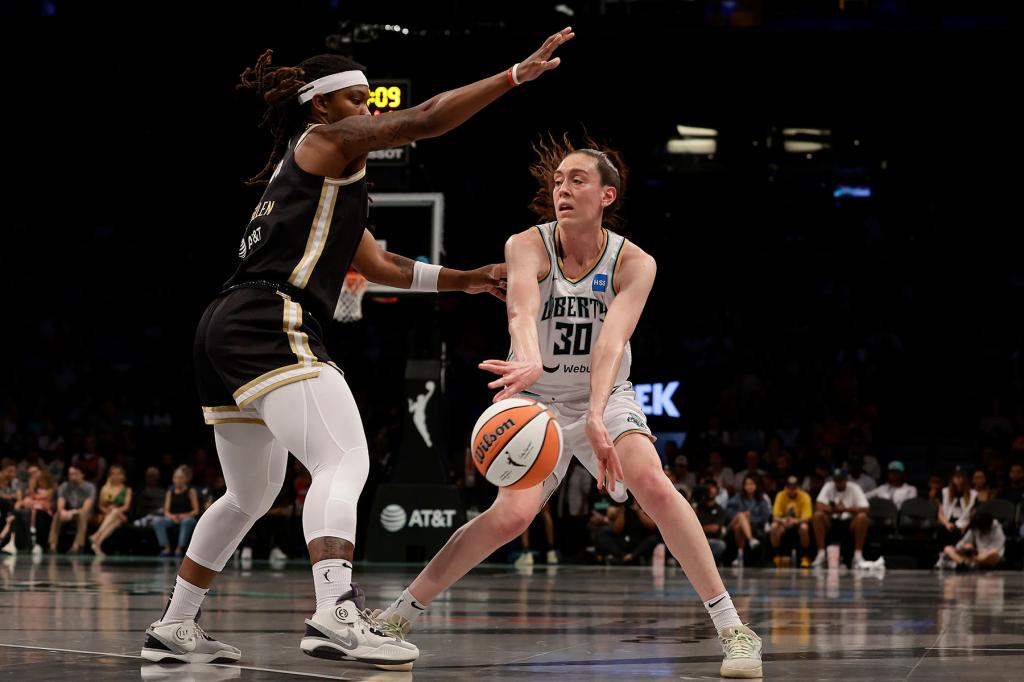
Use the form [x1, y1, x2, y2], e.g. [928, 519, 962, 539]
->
[518, 502, 558, 567]
[48, 465, 95, 553]
[1000, 462, 1024, 505]
[971, 469, 995, 504]
[734, 420, 766, 454]
[243, 478, 296, 562]
[0, 458, 22, 517]
[706, 449, 736, 496]
[867, 461, 917, 508]
[696, 480, 728, 564]
[0, 511, 15, 554]
[698, 415, 732, 453]
[735, 450, 767, 489]
[595, 497, 661, 565]
[201, 470, 227, 511]
[770, 476, 813, 567]
[762, 435, 785, 470]
[775, 413, 801, 452]
[845, 455, 876, 494]
[805, 467, 828, 502]
[16, 466, 54, 555]
[191, 447, 211, 488]
[978, 397, 1013, 449]
[152, 465, 199, 558]
[88, 465, 132, 557]
[811, 468, 871, 568]
[846, 438, 881, 482]
[926, 474, 944, 507]
[667, 454, 696, 498]
[134, 466, 165, 526]
[16, 450, 44, 483]
[773, 453, 794, 485]
[71, 434, 107, 486]
[939, 467, 977, 544]
[726, 475, 771, 567]
[937, 510, 1005, 570]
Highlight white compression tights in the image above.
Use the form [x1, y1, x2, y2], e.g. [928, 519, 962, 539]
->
[185, 369, 370, 571]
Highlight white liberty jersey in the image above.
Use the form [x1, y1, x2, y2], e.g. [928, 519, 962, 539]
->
[512, 221, 631, 403]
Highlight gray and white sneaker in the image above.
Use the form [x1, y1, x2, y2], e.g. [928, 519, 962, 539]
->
[141, 619, 241, 664]
[301, 584, 419, 670]
[719, 624, 763, 678]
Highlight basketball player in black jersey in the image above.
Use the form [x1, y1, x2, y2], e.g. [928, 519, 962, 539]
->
[140, 28, 575, 669]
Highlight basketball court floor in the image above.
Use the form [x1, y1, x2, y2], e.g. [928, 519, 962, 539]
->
[2, 556, 1022, 680]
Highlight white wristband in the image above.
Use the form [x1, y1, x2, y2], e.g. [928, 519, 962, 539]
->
[410, 261, 442, 292]
[511, 63, 522, 85]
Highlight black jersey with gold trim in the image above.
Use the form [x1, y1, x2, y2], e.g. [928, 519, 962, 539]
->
[225, 123, 367, 321]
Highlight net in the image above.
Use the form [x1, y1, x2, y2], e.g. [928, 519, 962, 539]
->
[334, 270, 368, 322]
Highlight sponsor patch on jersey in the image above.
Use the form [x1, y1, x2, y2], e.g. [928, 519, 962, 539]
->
[592, 274, 608, 293]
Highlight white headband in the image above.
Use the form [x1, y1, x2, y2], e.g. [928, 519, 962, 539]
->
[297, 70, 369, 104]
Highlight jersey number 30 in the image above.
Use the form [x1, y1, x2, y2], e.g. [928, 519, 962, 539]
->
[554, 322, 593, 356]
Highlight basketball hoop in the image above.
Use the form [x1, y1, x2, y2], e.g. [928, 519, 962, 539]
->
[334, 270, 368, 323]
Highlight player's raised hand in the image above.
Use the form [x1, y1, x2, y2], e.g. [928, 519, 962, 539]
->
[513, 27, 575, 84]
[479, 359, 542, 402]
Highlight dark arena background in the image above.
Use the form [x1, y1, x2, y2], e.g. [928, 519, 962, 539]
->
[2, 1, 1024, 680]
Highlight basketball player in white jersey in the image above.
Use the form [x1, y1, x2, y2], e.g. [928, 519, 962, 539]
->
[377, 134, 763, 678]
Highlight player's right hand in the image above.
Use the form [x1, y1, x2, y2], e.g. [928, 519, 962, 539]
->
[514, 27, 575, 84]
[479, 359, 542, 402]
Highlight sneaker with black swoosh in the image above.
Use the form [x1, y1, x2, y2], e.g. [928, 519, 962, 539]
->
[300, 583, 419, 670]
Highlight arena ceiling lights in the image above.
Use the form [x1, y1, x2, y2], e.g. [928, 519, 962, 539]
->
[668, 124, 718, 155]
[783, 127, 831, 154]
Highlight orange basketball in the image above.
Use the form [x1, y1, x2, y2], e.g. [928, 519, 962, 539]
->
[470, 398, 562, 489]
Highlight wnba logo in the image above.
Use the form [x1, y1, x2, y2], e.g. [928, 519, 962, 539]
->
[473, 418, 515, 464]
[380, 504, 407, 532]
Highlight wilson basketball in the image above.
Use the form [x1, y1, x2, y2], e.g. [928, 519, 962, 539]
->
[470, 398, 562, 489]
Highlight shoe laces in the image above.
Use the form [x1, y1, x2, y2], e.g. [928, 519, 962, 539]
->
[193, 622, 213, 641]
[720, 628, 759, 659]
[358, 608, 389, 637]
[362, 608, 409, 640]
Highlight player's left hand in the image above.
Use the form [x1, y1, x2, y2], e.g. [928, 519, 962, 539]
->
[586, 414, 625, 494]
[463, 263, 507, 301]
[479, 358, 542, 402]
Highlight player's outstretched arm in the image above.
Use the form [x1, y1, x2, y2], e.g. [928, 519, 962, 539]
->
[305, 27, 574, 174]
[351, 229, 507, 298]
[479, 229, 548, 401]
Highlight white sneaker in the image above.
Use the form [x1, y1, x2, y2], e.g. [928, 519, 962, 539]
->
[748, 537, 760, 551]
[731, 555, 744, 568]
[301, 584, 419, 670]
[141, 620, 241, 664]
[240, 547, 253, 561]
[269, 547, 288, 561]
[853, 556, 871, 570]
[514, 552, 534, 567]
[719, 624, 763, 678]
[1, 534, 16, 555]
[546, 549, 559, 565]
[811, 552, 827, 568]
